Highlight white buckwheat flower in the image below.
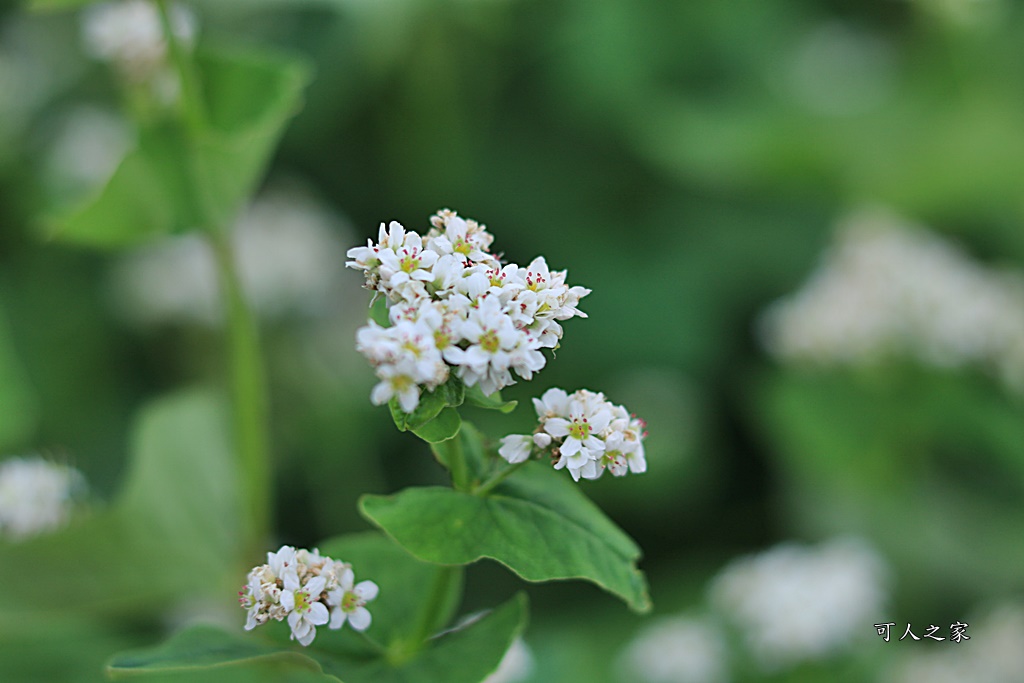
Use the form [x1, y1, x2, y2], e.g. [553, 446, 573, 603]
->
[0, 456, 85, 540]
[447, 296, 527, 396]
[327, 565, 379, 632]
[427, 210, 498, 265]
[500, 388, 648, 482]
[281, 574, 329, 646]
[498, 434, 533, 464]
[240, 545, 377, 647]
[347, 210, 589, 412]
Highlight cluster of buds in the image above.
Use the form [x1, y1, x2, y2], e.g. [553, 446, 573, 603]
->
[240, 545, 378, 647]
[347, 210, 590, 412]
[499, 388, 647, 482]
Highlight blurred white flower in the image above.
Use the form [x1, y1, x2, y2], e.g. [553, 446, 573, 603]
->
[42, 105, 132, 201]
[0, 456, 85, 540]
[618, 615, 728, 683]
[483, 638, 534, 683]
[81, 0, 196, 84]
[760, 207, 1024, 391]
[109, 184, 350, 327]
[709, 537, 888, 671]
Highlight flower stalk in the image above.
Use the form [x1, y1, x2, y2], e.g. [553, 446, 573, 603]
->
[157, 0, 272, 553]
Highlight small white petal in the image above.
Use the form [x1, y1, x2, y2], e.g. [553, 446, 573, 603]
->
[354, 580, 380, 601]
[307, 601, 330, 626]
[348, 606, 372, 631]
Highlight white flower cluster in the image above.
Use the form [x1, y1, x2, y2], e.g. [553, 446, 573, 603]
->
[709, 537, 888, 671]
[0, 456, 85, 540]
[239, 545, 378, 647]
[498, 388, 647, 482]
[347, 210, 590, 413]
[81, 1, 197, 85]
[760, 208, 1024, 390]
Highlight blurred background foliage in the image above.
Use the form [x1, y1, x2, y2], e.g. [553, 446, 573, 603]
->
[2, 0, 1024, 681]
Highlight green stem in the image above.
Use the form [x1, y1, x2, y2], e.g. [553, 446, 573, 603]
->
[473, 460, 527, 497]
[156, 2, 271, 554]
[156, 0, 205, 134]
[386, 565, 462, 665]
[433, 435, 471, 492]
[211, 232, 272, 553]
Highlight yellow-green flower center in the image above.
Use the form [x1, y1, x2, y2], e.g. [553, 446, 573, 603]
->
[480, 330, 500, 353]
[391, 375, 414, 392]
[569, 420, 590, 440]
[342, 590, 360, 612]
[294, 590, 313, 614]
[400, 255, 422, 273]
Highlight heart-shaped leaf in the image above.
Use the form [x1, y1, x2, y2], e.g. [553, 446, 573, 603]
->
[360, 462, 651, 612]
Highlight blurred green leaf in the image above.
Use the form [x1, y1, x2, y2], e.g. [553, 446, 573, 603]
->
[0, 614, 150, 683]
[47, 123, 191, 248]
[106, 594, 526, 683]
[107, 625, 334, 681]
[194, 47, 312, 230]
[0, 390, 240, 615]
[360, 462, 651, 612]
[50, 47, 310, 248]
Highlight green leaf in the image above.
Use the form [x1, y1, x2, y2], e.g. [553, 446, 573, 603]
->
[411, 407, 461, 444]
[105, 532, 524, 683]
[464, 385, 517, 413]
[50, 47, 311, 248]
[388, 389, 445, 432]
[360, 462, 651, 612]
[315, 594, 528, 683]
[107, 625, 333, 681]
[439, 375, 465, 408]
[105, 593, 527, 683]
[0, 390, 241, 615]
[315, 532, 463, 654]
[192, 47, 312, 230]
